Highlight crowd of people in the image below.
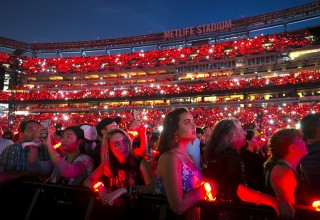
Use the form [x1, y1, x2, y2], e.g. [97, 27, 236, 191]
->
[0, 69, 319, 103]
[0, 23, 319, 219]
[0, 108, 319, 219]
[0, 32, 311, 75]
[1, 103, 320, 146]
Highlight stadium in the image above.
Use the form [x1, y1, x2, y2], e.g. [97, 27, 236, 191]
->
[1, 2, 320, 140]
[1, 1, 320, 219]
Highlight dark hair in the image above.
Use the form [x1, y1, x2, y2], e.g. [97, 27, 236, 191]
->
[203, 126, 211, 132]
[62, 126, 84, 140]
[2, 130, 13, 140]
[96, 116, 121, 137]
[150, 132, 159, 142]
[264, 128, 303, 169]
[245, 129, 255, 141]
[158, 108, 189, 157]
[196, 127, 204, 135]
[300, 113, 320, 139]
[204, 118, 239, 162]
[19, 120, 40, 132]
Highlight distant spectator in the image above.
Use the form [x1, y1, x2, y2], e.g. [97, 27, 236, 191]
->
[2, 130, 14, 141]
[96, 116, 121, 142]
[240, 129, 266, 192]
[79, 124, 99, 169]
[299, 112, 320, 198]
[94, 116, 121, 167]
[202, 126, 212, 144]
[196, 127, 206, 168]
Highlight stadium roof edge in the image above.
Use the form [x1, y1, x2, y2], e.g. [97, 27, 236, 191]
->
[0, 1, 320, 55]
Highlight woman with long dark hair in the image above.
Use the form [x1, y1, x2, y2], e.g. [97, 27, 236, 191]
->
[155, 108, 215, 218]
[203, 118, 295, 219]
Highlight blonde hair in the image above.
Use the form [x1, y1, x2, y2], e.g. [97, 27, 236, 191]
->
[100, 128, 132, 177]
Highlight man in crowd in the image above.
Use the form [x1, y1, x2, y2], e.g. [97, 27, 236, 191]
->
[300, 113, 320, 198]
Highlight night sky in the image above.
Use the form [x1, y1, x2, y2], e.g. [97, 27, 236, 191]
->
[0, 0, 318, 43]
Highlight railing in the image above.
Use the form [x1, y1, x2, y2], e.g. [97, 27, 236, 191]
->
[1, 179, 319, 220]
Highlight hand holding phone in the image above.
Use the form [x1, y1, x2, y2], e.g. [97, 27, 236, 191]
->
[40, 119, 50, 139]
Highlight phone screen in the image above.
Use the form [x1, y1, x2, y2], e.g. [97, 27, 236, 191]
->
[40, 119, 50, 139]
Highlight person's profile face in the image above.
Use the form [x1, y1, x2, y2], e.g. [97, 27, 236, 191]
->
[204, 127, 212, 137]
[175, 112, 196, 142]
[232, 122, 247, 151]
[292, 137, 308, 158]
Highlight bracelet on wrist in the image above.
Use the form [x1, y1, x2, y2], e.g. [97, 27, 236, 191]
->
[126, 185, 132, 195]
[126, 185, 139, 196]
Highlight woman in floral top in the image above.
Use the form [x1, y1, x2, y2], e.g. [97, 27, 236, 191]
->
[155, 107, 215, 218]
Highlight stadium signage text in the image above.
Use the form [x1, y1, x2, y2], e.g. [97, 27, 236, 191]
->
[164, 20, 232, 39]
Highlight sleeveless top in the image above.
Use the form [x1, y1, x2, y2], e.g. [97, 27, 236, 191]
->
[265, 160, 311, 205]
[155, 151, 203, 195]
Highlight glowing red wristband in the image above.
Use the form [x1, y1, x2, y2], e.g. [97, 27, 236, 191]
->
[201, 181, 216, 201]
[93, 181, 104, 192]
[312, 200, 320, 211]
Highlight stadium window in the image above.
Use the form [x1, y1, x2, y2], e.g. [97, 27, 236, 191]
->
[266, 56, 270, 63]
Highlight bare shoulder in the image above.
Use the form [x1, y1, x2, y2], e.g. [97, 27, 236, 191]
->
[271, 165, 295, 181]
[158, 152, 181, 169]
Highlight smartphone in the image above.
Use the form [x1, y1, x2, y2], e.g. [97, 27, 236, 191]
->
[55, 123, 63, 137]
[40, 119, 51, 139]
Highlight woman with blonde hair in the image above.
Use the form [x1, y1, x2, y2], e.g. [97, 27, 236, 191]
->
[84, 128, 154, 219]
